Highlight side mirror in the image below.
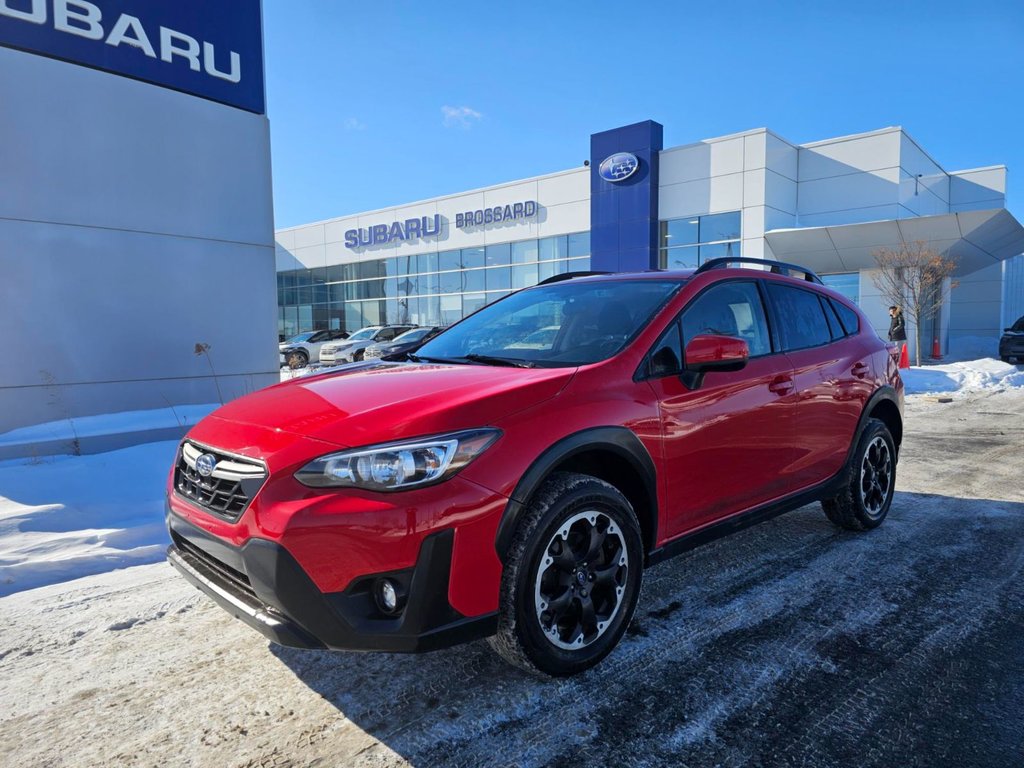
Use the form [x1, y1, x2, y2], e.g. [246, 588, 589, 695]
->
[680, 334, 749, 389]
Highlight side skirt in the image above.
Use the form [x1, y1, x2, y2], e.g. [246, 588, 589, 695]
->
[646, 470, 848, 567]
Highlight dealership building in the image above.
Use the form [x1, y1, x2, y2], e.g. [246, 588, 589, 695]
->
[276, 120, 1024, 357]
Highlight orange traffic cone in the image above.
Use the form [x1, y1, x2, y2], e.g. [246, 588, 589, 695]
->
[899, 343, 910, 370]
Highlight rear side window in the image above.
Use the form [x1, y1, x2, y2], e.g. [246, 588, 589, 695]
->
[765, 283, 831, 351]
[819, 295, 844, 341]
[680, 281, 772, 357]
[830, 298, 860, 336]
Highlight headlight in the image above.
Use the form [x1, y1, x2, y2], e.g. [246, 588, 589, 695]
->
[295, 429, 501, 490]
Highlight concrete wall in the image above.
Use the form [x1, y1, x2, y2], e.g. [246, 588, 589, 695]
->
[0, 47, 277, 455]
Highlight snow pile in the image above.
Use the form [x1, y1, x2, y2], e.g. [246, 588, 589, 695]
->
[902, 358, 1024, 395]
[0, 440, 178, 597]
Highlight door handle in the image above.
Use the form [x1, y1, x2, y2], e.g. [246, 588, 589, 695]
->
[851, 362, 869, 379]
[768, 375, 794, 395]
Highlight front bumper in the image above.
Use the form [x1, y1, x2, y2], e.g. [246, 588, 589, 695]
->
[999, 337, 1024, 358]
[166, 509, 496, 653]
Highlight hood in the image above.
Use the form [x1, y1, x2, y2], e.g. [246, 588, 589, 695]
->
[202, 361, 575, 452]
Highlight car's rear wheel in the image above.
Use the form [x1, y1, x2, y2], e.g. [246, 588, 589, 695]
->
[822, 418, 896, 530]
[286, 350, 308, 369]
[489, 472, 643, 676]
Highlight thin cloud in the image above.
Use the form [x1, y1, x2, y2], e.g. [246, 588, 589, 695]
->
[441, 105, 483, 129]
[343, 117, 367, 131]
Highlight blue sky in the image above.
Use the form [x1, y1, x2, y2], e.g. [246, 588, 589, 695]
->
[264, 1, 1024, 229]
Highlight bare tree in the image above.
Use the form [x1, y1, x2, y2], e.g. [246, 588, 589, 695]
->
[872, 241, 958, 366]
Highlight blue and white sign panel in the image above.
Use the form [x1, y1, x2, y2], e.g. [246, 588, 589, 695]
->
[0, 0, 266, 113]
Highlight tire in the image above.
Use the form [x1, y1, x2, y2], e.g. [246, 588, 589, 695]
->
[1001, 355, 1013, 364]
[354, 349, 365, 362]
[286, 350, 308, 369]
[489, 472, 643, 677]
[821, 418, 896, 531]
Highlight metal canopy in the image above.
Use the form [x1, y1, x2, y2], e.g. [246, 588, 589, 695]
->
[764, 208, 1024, 275]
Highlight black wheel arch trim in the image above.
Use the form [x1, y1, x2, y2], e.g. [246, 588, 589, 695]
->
[852, 385, 903, 460]
[494, 426, 659, 564]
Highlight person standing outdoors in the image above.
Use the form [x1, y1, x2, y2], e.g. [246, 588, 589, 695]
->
[888, 305, 907, 354]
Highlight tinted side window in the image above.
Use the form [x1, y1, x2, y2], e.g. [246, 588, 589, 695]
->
[680, 281, 772, 357]
[766, 284, 831, 351]
[649, 320, 683, 377]
[819, 295, 843, 341]
[830, 298, 860, 336]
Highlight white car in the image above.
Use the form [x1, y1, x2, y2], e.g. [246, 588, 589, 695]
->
[319, 325, 415, 364]
[279, 330, 349, 368]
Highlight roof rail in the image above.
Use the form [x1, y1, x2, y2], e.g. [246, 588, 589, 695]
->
[537, 271, 611, 286]
[695, 257, 823, 284]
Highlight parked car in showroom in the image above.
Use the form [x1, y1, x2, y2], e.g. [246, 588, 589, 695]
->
[167, 258, 903, 676]
[999, 315, 1024, 363]
[279, 330, 349, 369]
[363, 326, 443, 361]
[319, 325, 415, 364]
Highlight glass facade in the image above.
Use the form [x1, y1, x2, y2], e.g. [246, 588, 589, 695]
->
[278, 232, 591, 337]
[820, 272, 860, 305]
[658, 211, 741, 269]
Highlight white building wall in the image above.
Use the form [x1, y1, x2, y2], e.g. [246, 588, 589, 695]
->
[795, 129, 905, 227]
[0, 47, 277, 455]
[948, 262, 1006, 350]
[276, 168, 590, 270]
[1004, 254, 1024, 327]
[950, 167, 1007, 213]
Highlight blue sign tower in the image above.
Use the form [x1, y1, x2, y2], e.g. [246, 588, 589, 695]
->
[589, 120, 663, 273]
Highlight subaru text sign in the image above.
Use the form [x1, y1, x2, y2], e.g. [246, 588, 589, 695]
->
[344, 201, 539, 249]
[598, 152, 639, 183]
[0, 0, 265, 114]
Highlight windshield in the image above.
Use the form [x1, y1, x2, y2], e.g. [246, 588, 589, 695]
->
[347, 327, 380, 341]
[416, 279, 681, 367]
[1012, 317, 1024, 332]
[286, 332, 315, 343]
[393, 327, 432, 343]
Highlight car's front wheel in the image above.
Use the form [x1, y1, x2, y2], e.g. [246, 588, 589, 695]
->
[489, 472, 643, 676]
[822, 418, 896, 530]
[286, 350, 309, 369]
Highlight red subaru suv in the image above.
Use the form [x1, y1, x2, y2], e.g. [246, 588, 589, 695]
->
[166, 258, 903, 676]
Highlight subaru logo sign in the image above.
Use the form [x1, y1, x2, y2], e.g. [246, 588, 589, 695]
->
[195, 453, 218, 478]
[598, 152, 640, 183]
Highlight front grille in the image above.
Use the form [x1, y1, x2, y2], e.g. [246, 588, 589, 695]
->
[171, 532, 257, 601]
[174, 442, 266, 522]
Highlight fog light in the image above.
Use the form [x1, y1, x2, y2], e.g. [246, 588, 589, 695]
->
[377, 578, 399, 614]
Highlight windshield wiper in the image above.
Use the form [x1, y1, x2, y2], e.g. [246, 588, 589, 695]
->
[464, 353, 537, 368]
[404, 352, 536, 368]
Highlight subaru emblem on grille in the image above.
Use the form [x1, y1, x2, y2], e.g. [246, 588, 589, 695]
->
[195, 453, 218, 477]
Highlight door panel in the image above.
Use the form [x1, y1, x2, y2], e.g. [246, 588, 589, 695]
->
[785, 339, 873, 488]
[648, 356, 799, 537]
[763, 281, 872, 490]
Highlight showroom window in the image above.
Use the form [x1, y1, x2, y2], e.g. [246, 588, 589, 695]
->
[820, 272, 860, 304]
[276, 232, 591, 336]
[658, 211, 740, 269]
